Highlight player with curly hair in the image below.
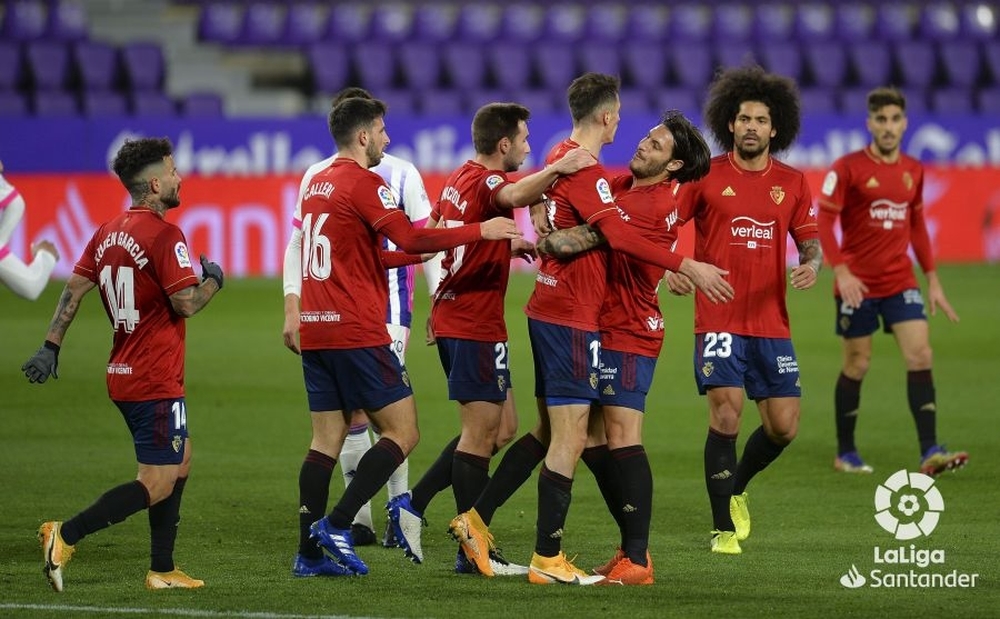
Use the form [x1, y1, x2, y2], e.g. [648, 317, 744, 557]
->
[668, 65, 822, 555]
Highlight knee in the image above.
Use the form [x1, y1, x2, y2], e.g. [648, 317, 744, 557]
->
[140, 475, 179, 506]
[494, 425, 516, 451]
[844, 352, 871, 379]
[766, 412, 800, 446]
[709, 404, 742, 434]
[768, 424, 798, 446]
[904, 345, 933, 370]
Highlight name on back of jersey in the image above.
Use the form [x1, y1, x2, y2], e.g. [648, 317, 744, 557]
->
[304, 180, 334, 201]
[94, 230, 149, 269]
[441, 185, 467, 214]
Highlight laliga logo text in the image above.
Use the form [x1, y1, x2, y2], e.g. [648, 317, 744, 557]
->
[839, 469, 978, 589]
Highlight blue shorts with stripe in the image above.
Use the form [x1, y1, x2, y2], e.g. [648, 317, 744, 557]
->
[436, 337, 511, 402]
[598, 349, 657, 412]
[301, 345, 413, 412]
[527, 317, 600, 401]
[835, 288, 926, 338]
[693, 333, 801, 400]
[114, 397, 188, 465]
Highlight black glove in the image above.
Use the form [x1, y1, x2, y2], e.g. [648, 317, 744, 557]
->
[22, 340, 60, 384]
[200, 254, 224, 290]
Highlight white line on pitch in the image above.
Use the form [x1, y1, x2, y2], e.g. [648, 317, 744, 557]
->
[0, 603, 390, 619]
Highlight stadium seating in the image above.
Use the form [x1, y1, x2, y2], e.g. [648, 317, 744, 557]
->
[33, 90, 77, 116]
[441, 43, 486, 90]
[26, 41, 71, 90]
[81, 90, 128, 117]
[282, 3, 326, 47]
[0, 91, 29, 116]
[10, 1, 997, 118]
[378, 88, 417, 116]
[73, 41, 118, 92]
[132, 91, 177, 117]
[308, 43, 350, 94]
[1, 0, 48, 41]
[181, 92, 224, 116]
[0, 43, 23, 91]
[652, 86, 701, 118]
[939, 41, 983, 88]
[397, 42, 442, 91]
[411, 4, 458, 43]
[120, 42, 164, 92]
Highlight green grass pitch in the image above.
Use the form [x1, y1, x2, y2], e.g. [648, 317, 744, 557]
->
[1, 265, 998, 618]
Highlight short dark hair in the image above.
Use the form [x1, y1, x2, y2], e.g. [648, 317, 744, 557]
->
[867, 87, 906, 113]
[111, 137, 173, 198]
[566, 72, 620, 124]
[472, 103, 531, 155]
[332, 87, 373, 108]
[661, 110, 711, 184]
[703, 65, 801, 154]
[328, 97, 387, 150]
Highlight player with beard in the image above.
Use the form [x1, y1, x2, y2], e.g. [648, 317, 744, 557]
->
[817, 87, 965, 477]
[667, 65, 821, 555]
[535, 111, 713, 584]
[24, 137, 224, 591]
[391, 102, 593, 573]
[293, 96, 521, 576]
[450, 74, 732, 585]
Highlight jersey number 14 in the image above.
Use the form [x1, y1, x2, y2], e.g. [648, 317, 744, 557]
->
[99, 265, 140, 333]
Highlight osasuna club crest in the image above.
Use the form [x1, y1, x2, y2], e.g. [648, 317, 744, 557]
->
[770, 185, 785, 205]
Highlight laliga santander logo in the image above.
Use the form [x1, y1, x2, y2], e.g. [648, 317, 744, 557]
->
[874, 469, 944, 541]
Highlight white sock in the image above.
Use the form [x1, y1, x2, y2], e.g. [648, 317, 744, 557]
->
[373, 428, 410, 499]
[341, 422, 374, 530]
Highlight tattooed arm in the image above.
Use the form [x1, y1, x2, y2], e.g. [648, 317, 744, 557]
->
[43, 274, 97, 346]
[535, 223, 607, 259]
[170, 278, 220, 318]
[790, 238, 822, 291]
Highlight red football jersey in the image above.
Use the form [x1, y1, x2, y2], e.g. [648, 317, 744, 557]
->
[676, 153, 818, 338]
[819, 148, 924, 297]
[298, 159, 412, 350]
[600, 174, 679, 357]
[74, 208, 200, 401]
[431, 161, 515, 341]
[524, 140, 618, 331]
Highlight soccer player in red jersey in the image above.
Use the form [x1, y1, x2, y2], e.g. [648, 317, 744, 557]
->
[536, 111, 713, 585]
[818, 87, 965, 477]
[398, 102, 592, 576]
[23, 137, 224, 591]
[668, 65, 822, 555]
[293, 96, 521, 576]
[450, 73, 729, 585]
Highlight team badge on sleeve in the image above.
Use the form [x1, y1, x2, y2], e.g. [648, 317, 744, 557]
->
[377, 185, 398, 210]
[821, 171, 838, 196]
[174, 242, 192, 268]
[596, 178, 614, 204]
[485, 174, 504, 190]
